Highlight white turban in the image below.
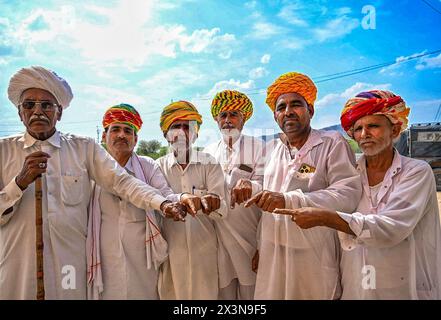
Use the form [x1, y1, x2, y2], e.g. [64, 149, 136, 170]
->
[7, 66, 73, 109]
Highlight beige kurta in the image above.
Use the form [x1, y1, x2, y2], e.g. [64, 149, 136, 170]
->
[156, 150, 228, 300]
[255, 129, 362, 300]
[338, 150, 441, 299]
[0, 131, 167, 300]
[204, 134, 264, 293]
[99, 155, 177, 300]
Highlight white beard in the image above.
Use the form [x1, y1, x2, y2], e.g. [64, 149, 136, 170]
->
[221, 128, 241, 142]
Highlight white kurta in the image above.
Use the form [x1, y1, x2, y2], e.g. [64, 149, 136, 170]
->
[255, 129, 362, 300]
[204, 134, 264, 292]
[99, 154, 177, 300]
[337, 150, 441, 299]
[0, 131, 167, 300]
[156, 150, 228, 300]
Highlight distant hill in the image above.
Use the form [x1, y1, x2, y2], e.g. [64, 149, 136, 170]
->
[319, 124, 348, 137]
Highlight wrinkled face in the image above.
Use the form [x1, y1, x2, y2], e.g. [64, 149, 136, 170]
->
[18, 88, 62, 138]
[165, 120, 198, 152]
[103, 123, 138, 154]
[215, 110, 244, 139]
[274, 92, 313, 136]
[352, 115, 400, 156]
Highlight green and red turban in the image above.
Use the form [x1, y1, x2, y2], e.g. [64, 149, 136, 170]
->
[103, 103, 143, 134]
[211, 90, 253, 122]
[340, 90, 410, 138]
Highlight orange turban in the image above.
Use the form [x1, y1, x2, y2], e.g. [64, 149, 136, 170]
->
[160, 100, 203, 133]
[266, 72, 317, 111]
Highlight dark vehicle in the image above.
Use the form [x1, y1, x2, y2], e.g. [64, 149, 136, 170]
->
[396, 123, 441, 190]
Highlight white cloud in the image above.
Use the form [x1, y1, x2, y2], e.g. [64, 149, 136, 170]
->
[313, 16, 359, 42]
[315, 82, 392, 110]
[416, 53, 441, 70]
[313, 82, 392, 128]
[249, 67, 268, 79]
[276, 37, 310, 50]
[379, 50, 434, 74]
[245, 1, 257, 9]
[250, 22, 286, 39]
[277, 4, 308, 27]
[335, 7, 352, 15]
[79, 85, 146, 111]
[260, 54, 271, 64]
[10, 1, 236, 69]
[178, 27, 236, 59]
[206, 79, 255, 97]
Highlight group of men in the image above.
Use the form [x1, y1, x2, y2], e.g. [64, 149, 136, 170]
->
[0, 66, 440, 300]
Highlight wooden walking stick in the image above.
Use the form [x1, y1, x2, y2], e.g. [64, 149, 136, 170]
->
[35, 174, 45, 300]
[35, 141, 48, 300]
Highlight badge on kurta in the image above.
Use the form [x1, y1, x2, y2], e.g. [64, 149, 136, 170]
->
[298, 163, 316, 174]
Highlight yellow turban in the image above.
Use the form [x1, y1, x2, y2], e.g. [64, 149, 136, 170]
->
[266, 72, 317, 111]
[160, 100, 203, 133]
[211, 90, 253, 122]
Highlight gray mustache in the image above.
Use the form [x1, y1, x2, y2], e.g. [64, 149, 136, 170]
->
[30, 115, 49, 124]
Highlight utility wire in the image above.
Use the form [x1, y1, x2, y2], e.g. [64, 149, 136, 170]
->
[421, 0, 441, 16]
[194, 49, 441, 100]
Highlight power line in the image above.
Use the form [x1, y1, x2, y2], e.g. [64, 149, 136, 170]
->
[193, 49, 441, 100]
[421, 0, 441, 16]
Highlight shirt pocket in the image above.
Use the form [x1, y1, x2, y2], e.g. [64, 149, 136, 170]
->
[286, 171, 315, 192]
[61, 171, 86, 206]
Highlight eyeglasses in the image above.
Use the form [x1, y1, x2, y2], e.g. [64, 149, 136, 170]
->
[19, 100, 60, 111]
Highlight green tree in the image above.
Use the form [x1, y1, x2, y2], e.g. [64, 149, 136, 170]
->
[136, 139, 168, 159]
[347, 138, 361, 154]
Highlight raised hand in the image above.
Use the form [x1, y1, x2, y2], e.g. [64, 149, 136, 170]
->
[15, 151, 51, 190]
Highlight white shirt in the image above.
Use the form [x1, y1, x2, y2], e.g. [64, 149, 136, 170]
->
[0, 131, 167, 299]
[338, 150, 441, 299]
[205, 134, 264, 288]
[156, 150, 228, 299]
[255, 129, 362, 299]
[99, 154, 177, 300]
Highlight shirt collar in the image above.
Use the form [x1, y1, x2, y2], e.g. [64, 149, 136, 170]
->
[280, 129, 323, 157]
[19, 130, 61, 149]
[166, 148, 202, 168]
[125, 154, 135, 174]
[356, 148, 402, 175]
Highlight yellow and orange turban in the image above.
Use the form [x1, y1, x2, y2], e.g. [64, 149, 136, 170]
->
[211, 90, 253, 122]
[102, 103, 143, 134]
[340, 90, 410, 138]
[266, 72, 317, 112]
[160, 100, 203, 133]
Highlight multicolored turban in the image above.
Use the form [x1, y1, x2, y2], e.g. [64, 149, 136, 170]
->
[160, 100, 203, 133]
[102, 103, 143, 134]
[266, 72, 317, 112]
[340, 90, 410, 138]
[8, 66, 73, 109]
[211, 90, 253, 122]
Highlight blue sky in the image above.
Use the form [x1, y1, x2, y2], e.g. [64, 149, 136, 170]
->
[1, 0, 440, 146]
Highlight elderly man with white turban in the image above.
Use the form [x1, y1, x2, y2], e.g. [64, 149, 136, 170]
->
[0, 66, 188, 300]
[204, 90, 265, 299]
[275, 90, 441, 299]
[245, 71, 362, 299]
